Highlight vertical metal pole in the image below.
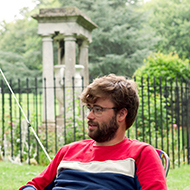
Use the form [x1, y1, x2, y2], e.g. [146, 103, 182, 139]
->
[175, 77, 180, 167]
[44, 78, 48, 152]
[35, 78, 39, 163]
[134, 76, 138, 140]
[26, 78, 30, 165]
[9, 80, 13, 158]
[18, 79, 22, 162]
[72, 77, 76, 141]
[54, 77, 57, 153]
[63, 77, 66, 145]
[141, 76, 145, 142]
[82, 76, 85, 140]
[1, 80, 5, 157]
[165, 77, 169, 156]
[154, 77, 157, 148]
[159, 77, 163, 150]
[171, 78, 174, 168]
[186, 80, 190, 164]
[181, 77, 185, 163]
[147, 76, 151, 145]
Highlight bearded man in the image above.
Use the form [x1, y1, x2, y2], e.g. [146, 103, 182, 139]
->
[20, 74, 167, 190]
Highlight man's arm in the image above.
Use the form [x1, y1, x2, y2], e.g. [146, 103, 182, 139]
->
[19, 185, 37, 190]
[136, 145, 167, 190]
[19, 146, 67, 190]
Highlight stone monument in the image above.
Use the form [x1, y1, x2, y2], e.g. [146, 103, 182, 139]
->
[32, 7, 98, 123]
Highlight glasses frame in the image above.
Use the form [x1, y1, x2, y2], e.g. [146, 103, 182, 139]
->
[85, 105, 117, 116]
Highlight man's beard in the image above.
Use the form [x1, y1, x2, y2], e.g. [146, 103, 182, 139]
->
[88, 115, 119, 143]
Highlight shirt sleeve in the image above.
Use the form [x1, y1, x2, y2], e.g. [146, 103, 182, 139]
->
[19, 146, 68, 190]
[135, 145, 167, 190]
[19, 185, 37, 190]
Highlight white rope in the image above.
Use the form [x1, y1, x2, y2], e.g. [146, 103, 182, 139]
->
[0, 68, 51, 162]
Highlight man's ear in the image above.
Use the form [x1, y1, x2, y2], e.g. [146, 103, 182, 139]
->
[117, 108, 128, 122]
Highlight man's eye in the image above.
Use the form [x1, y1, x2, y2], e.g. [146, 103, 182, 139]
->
[94, 107, 102, 112]
[87, 106, 91, 111]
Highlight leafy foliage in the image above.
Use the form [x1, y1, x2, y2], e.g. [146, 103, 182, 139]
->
[22, 0, 158, 78]
[0, 18, 42, 70]
[134, 52, 189, 145]
[144, 0, 190, 60]
[0, 12, 42, 88]
[134, 52, 190, 85]
[56, 0, 157, 77]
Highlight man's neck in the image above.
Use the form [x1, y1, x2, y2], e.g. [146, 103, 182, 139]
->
[95, 135, 125, 146]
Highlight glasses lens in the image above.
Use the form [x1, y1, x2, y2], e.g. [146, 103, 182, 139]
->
[93, 106, 103, 116]
[84, 105, 104, 116]
[84, 106, 91, 116]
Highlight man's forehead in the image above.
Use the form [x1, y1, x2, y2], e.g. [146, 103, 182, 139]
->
[88, 97, 113, 106]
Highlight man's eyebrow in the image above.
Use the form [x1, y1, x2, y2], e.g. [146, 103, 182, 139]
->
[93, 104, 102, 108]
[86, 104, 101, 107]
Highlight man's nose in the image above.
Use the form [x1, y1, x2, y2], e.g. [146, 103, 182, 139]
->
[87, 109, 95, 120]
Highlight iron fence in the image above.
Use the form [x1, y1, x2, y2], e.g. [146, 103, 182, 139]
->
[0, 76, 189, 168]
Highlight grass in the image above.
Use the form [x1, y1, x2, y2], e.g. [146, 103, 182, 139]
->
[0, 161, 46, 190]
[167, 164, 190, 190]
[0, 161, 190, 190]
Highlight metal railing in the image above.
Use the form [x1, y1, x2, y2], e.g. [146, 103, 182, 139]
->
[0, 76, 189, 167]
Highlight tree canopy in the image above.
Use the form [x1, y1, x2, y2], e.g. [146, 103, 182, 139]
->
[0, 0, 190, 81]
[0, 0, 157, 80]
[134, 52, 190, 85]
[144, 0, 190, 60]
[56, 0, 157, 77]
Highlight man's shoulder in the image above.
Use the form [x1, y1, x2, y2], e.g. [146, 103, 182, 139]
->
[125, 138, 155, 154]
[126, 138, 149, 147]
[67, 139, 94, 147]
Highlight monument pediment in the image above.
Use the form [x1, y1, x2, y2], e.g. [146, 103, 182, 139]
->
[32, 7, 98, 31]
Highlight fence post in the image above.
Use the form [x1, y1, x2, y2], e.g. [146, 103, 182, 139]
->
[164, 77, 170, 156]
[18, 79, 22, 162]
[159, 77, 163, 150]
[54, 77, 57, 153]
[1, 80, 5, 157]
[72, 77, 76, 142]
[26, 78, 30, 165]
[141, 76, 145, 142]
[35, 77, 39, 163]
[147, 76, 151, 145]
[9, 79, 13, 159]
[62, 77, 66, 145]
[153, 77, 158, 148]
[181, 77, 185, 163]
[186, 80, 190, 164]
[44, 78, 48, 153]
[170, 78, 175, 168]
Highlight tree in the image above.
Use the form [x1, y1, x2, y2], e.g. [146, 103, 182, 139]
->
[144, 0, 190, 60]
[0, 0, 158, 79]
[54, 0, 158, 77]
[0, 50, 41, 90]
[0, 14, 42, 71]
[133, 52, 190, 145]
[134, 52, 190, 84]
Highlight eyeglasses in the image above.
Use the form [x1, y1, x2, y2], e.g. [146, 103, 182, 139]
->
[85, 105, 117, 116]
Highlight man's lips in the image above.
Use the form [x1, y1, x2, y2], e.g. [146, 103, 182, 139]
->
[88, 122, 98, 129]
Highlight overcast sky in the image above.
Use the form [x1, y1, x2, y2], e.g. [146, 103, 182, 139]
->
[0, 0, 36, 22]
[0, 0, 151, 23]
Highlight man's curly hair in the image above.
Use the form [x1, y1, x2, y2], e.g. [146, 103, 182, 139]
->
[80, 74, 139, 130]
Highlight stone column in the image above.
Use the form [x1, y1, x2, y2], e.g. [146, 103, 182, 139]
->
[79, 40, 89, 86]
[42, 35, 55, 122]
[64, 35, 76, 87]
[57, 41, 61, 65]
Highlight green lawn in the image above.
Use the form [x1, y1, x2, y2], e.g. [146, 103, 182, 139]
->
[0, 161, 190, 190]
[167, 164, 190, 190]
[0, 161, 46, 190]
